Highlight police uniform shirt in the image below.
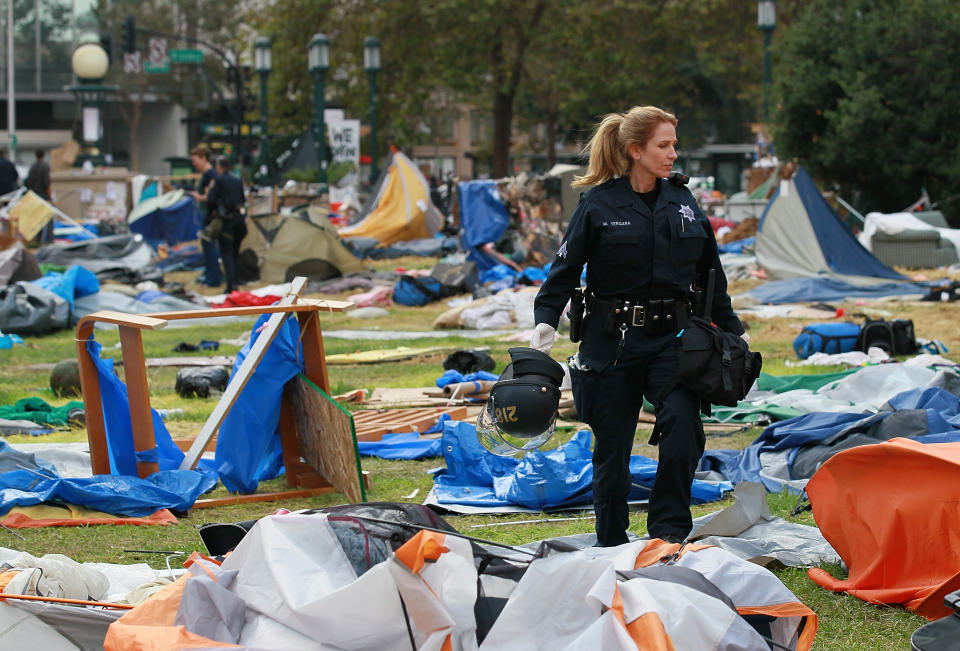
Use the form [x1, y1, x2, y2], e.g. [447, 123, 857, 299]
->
[534, 174, 743, 341]
[208, 172, 244, 214]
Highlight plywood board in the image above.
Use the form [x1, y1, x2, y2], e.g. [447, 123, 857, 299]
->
[352, 406, 468, 441]
[290, 375, 365, 503]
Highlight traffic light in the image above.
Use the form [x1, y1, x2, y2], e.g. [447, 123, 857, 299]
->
[99, 32, 113, 65]
[122, 15, 136, 54]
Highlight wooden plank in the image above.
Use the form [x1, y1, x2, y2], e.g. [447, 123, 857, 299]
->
[146, 298, 352, 322]
[298, 311, 330, 393]
[352, 406, 467, 441]
[290, 376, 365, 503]
[76, 311, 168, 330]
[118, 326, 159, 478]
[191, 487, 335, 509]
[179, 277, 308, 470]
[75, 322, 110, 475]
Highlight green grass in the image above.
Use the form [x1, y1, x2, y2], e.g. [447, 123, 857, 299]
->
[1, 292, 949, 650]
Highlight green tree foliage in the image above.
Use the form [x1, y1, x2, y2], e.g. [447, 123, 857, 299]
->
[256, 0, 777, 178]
[772, 0, 960, 217]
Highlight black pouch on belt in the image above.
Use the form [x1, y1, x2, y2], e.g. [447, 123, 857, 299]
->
[568, 287, 586, 343]
[646, 299, 664, 336]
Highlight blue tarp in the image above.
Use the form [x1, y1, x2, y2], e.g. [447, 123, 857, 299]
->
[433, 421, 731, 510]
[701, 387, 960, 492]
[129, 196, 202, 246]
[31, 266, 99, 309]
[0, 465, 217, 517]
[459, 180, 510, 272]
[87, 339, 185, 475]
[212, 313, 304, 493]
[743, 276, 924, 305]
[357, 432, 442, 459]
[718, 236, 754, 254]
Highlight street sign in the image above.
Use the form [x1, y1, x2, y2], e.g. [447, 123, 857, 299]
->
[201, 122, 262, 137]
[148, 37, 168, 65]
[145, 60, 170, 74]
[170, 48, 203, 64]
[123, 52, 141, 74]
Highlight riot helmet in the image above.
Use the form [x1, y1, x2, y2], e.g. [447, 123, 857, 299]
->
[476, 347, 565, 456]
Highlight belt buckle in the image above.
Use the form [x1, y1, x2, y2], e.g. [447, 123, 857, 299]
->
[631, 304, 645, 327]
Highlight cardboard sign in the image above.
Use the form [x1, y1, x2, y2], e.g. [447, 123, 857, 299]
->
[327, 119, 360, 169]
[8, 191, 55, 241]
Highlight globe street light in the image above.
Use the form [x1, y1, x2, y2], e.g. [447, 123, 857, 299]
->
[67, 42, 116, 166]
[254, 37, 272, 184]
[363, 36, 381, 184]
[757, 0, 776, 124]
[309, 33, 330, 185]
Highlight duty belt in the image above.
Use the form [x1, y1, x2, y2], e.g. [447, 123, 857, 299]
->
[588, 295, 690, 364]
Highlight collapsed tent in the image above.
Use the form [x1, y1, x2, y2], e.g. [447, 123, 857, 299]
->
[701, 386, 960, 494]
[806, 438, 960, 620]
[101, 506, 817, 650]
[338, 150, 443, 246]
[0, 242, 41, 286]
[755, 167, 906, 283]
[459, 180, 511, 272]
[34, 234, 154, 278]
[127, 190, 202, 246]
[239, 207, 367, 283]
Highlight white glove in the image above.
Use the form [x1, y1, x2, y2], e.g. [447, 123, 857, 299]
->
[740, 332, 751, 345]
[530, 323, 557, 354]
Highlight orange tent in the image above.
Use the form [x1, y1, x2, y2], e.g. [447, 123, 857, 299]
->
[806, 438, 960, 619]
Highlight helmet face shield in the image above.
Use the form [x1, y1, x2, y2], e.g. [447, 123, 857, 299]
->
[476, 392, 558, 457]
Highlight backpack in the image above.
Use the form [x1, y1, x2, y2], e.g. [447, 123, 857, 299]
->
[392, 274, 449, 306]
[792, 322, 861, 359]
[857, 317, 917, 356]
[650, 315, 762, 445]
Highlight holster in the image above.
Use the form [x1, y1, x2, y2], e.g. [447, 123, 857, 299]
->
[568, 287, 586, 343]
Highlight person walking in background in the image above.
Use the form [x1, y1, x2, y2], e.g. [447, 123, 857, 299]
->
[206, 157, 247, 294]
[0, 150, 19, 196]
[25, 150, 53, 242]
[531, 106, 745, 547]
[189, 145, 222, 287]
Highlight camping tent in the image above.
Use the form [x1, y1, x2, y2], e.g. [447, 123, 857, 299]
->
[755, 167, 906, 283]
[127, 190, 201, 246]
[239, 207, 366, 283]
[338, 150, 443, 246]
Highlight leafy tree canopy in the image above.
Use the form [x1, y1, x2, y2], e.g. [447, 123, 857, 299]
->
[772, 0, 960, 218]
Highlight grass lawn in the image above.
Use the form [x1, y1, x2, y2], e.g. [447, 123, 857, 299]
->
[2, 269, 958, 649]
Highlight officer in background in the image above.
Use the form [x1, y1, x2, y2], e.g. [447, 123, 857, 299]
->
[207, 157, 247, 293]
[531, 106, 745, 547]
[189, 146, 222, 287]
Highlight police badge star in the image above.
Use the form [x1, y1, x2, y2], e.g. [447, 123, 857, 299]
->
[679, 204, 696, 222]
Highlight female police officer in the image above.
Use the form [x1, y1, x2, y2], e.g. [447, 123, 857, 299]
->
[530, 106, 745, 547]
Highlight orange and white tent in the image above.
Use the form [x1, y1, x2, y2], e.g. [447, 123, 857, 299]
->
[97, 512, 816, 650]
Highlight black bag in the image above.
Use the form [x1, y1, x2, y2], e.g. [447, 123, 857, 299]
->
[650, 316, 762, 444]
[857, 317, 917, 355]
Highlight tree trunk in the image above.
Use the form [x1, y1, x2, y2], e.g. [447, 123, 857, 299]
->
[118, 74, 147, 171]
[491, 91, 513, 178]
[545, 109, 558, 170]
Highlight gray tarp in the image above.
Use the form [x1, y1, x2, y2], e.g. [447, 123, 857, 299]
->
[34, 234, 153, 275]
[0, 243, 41, 286]
[0, 281, 70, 335]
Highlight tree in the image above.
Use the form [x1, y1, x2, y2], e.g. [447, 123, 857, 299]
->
[98, 0, 247, 170]
[772, 0, 960, 218]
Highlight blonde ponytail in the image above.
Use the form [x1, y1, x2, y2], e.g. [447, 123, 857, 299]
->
[573, 106, 678, 188]
[573, 113, 629, 188]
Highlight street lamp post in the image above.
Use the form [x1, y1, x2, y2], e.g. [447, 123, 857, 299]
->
[254, 37, 272, 184]
[67, 42, 117, 166]
[757, 0, 776, 124]
[363, 36, 381, 184]
[309, 33, 330, 186]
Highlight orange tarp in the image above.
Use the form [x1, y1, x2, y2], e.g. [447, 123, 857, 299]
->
[1, 505, 176, 528]
[806, 438, 960, 619]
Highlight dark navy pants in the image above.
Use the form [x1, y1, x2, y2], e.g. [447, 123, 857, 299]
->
[201, 236, 222, 286]
[571, 337, 705, 546]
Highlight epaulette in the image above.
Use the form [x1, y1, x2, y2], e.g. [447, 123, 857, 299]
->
[668, 171, 690, 187]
